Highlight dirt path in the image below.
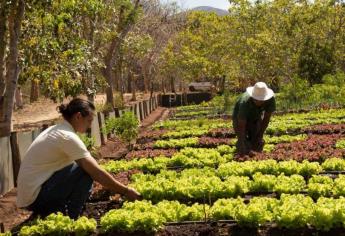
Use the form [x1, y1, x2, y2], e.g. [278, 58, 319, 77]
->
[12, 93, 152, 130]
[0, 106, 170, 232]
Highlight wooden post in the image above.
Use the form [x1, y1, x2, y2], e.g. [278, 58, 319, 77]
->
[152, 96, 157, 110]
[148, 98, 152, 113]
[156, 95, 160, 108]
[10, 132, 21, 187]
[104, 111, 111, 139]
[139, 102, 144, 121]
[114, 107, 120, 117]
[144, 101, 148, 117]
[134, 103, 138, 116]
[0, 222, 4, 233]
[97, 112, 106, 145]
[140, 102, 144, 119]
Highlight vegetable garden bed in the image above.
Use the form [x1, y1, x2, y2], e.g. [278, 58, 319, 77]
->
[8, 108, 345, 236]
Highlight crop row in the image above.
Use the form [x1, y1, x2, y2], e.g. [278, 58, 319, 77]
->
[18, 213, 96, 236]
[133, 134, 345, 162]
[266, 109, 345, 135]
[130, 168, 345, 201]
[173, 109, 219, 118]
[145, 134, 306, 149]
[154, 109, 345, 132]
[241, 134, 344, 162]
[139, 123, 345, 141]
[18, 195, 345, 235]
[102, 152, 345, 177]
[103, 146, 235, 173]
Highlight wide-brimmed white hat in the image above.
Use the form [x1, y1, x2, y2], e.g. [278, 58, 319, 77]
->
[246, 82, 274, 101]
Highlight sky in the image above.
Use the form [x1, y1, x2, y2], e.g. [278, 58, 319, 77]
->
[161, 0, 230, 10]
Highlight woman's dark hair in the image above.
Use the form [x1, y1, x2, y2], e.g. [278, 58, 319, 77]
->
[57, 98, 95, 120]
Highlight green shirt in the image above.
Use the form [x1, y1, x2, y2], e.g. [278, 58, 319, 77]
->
[232, 92, 276, 123]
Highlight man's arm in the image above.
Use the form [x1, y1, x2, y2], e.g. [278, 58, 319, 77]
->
[76, 157, 141, 200]
[256, 112, 272, 142]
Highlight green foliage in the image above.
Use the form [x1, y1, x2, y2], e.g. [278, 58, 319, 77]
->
[154, 137, 199, 149]
[273, 194, 314, 229]
[223, 89, 232, 114]
[127, 168, 345, 201]
[113, 93, 125, 109]
[308, 175, 334, 199]
[19, 213, 96, 236]
[104, 112, 139, 145]
[267, 109, 345, 134]
[235, 197, 278, 227]
[0, 232, 11, 236]
[298, 37, 335, 85]
[100, 200, 206, 233]
[277, 76, 310, 109]
[160, 0, 345, 100]
[96, 196, 345, 232]
[277, 72, 345, 110]
[102, 147, 235, 173]
[73, 216, 98, 236]
[95, 103, 113, 113]
[322, 158, 345, 171]
[336, 139, 345, 149]
[78, 133, 96, 151]
[78, 133, 99, 157]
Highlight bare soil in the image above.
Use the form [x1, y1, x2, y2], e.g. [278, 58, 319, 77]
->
[12, 93, 153, 131]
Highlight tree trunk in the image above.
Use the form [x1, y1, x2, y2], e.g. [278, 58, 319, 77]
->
[30, 79, 40, 102]
[116, 55, 123, 92]
[86, 16, 97, 103]
[162, 76, 166, 94]
[150, 81, 154, 99]
[15, 86, 23, 109]
[0, 0, 8, 96]
[102, 0, 140, 108]
[131, 73, 136, 101]
[170, 76, 175, 93]
[143, 70, 149, 93]
[127, 70, 132, 93]
[0, 0, 25, 137]
[10, 132, 21, 186]
[103, 38, 116, 107]
[220, 75, 226, 94]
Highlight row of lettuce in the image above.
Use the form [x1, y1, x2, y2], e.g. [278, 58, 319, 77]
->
[157, 108, 345, 131]
[152, 134, 307, 149]
[9, 194, 345, 236]
[130, 169, 345, 201]
[102, 146, 345, 174]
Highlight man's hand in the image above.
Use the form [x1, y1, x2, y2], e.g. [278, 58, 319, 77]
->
[124, 187, 142, 201]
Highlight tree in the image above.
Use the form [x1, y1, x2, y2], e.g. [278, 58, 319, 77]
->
[103, 0, 141, 107]
[298, 37, 335, 85]
[0, 0, 25, 137]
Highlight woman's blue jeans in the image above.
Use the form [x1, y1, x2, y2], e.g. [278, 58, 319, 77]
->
[28, 163, 93, 219]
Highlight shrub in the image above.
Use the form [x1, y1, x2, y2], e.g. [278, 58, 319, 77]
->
[104, 112, 139, 148]
[78, 133, 98, 156]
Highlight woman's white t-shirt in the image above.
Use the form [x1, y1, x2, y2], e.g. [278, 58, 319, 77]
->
[17, 121, 91, 208]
